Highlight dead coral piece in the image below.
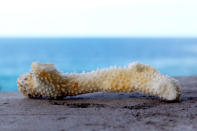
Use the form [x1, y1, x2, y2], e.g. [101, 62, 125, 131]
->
[17, 62, 181, 101]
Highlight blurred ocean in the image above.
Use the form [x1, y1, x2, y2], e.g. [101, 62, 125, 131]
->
[0, 38, 197, 91]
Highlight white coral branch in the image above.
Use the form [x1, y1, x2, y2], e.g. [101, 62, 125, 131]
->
[17, 62, 181, 101]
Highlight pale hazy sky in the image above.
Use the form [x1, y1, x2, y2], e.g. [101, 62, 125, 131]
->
[0, 0, 197, 37]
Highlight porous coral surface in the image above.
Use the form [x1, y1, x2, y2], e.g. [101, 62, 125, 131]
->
[17, 62, 181, 100]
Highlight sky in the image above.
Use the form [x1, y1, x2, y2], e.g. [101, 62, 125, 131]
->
[0, 0, 197, 37]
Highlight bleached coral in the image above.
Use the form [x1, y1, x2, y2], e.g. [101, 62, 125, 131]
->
[17, 62, 181, 101]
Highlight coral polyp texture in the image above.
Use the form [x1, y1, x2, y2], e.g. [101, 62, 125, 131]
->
[17, 62, 181, 101]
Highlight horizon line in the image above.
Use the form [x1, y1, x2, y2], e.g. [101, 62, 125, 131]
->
[0, 36, 197, 39]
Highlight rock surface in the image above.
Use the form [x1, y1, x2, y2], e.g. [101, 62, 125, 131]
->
[0, 76, 197, 131]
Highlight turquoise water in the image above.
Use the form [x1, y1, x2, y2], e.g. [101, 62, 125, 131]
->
[0, 38, 197, 91]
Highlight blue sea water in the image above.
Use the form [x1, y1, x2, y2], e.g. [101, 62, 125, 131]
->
[0, 38, 197, 91]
